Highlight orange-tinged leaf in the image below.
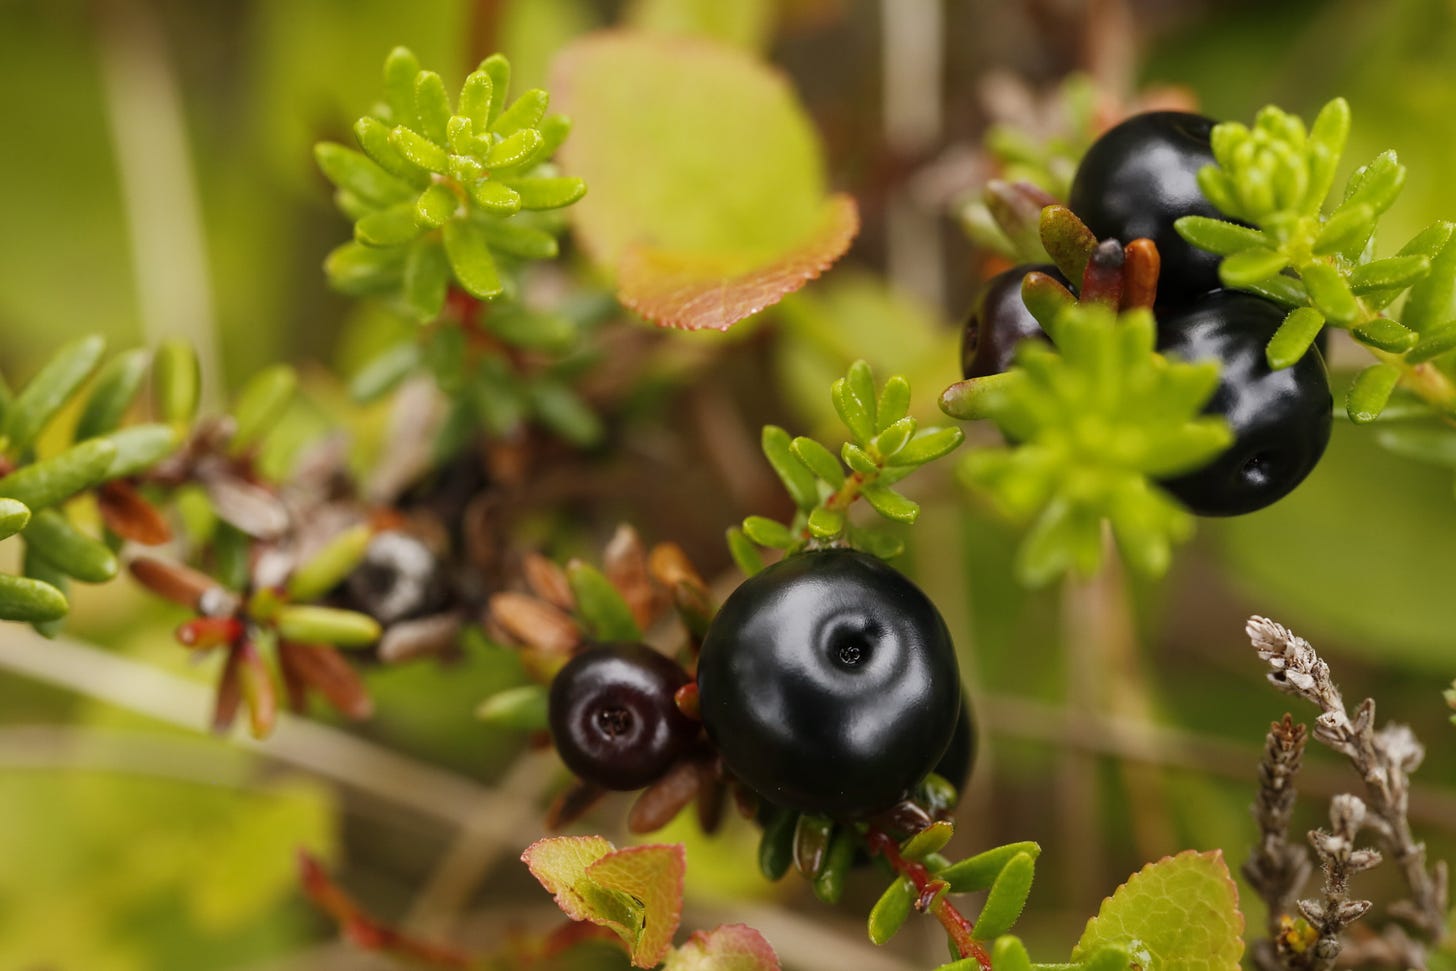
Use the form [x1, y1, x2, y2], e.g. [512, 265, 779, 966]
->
[664, 924, 782, 971]
[551, 31, 858, 331]
[1073, 849, 1245, 971]
[585, 843, 686, 968]
[521, 835, 616, 922]
[618, 195, 858, 330]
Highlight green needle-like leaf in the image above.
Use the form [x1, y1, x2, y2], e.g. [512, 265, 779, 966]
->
[402, 240, 450, 321]
[356, 202, 425, 247]
[23, 509, 118, 583]
[486, 129, 545, 169]
[1218, 247, 1288, 288]
[477, 218, 558, 260]
[389, 125, 450, 173]
[862, 485, 919, 524]
[762, 425, 819, 510]
[0, 439, 116, 510]
[475, 684, 549, 730]
[314, 143, 412, 206]
[274, 605, 381, 648]
[973, 852, 1035, 941]
[0, 573, 69, 624]
[478, 54, 511, 128]
[442, 221, 504, 299]
[742, 515, 793, 549]
[413, 70, 452, 144]
[324, 241, 406, 296]
[1352, 317, 1417, 353]
[1406, 320, 1456, 363]
[0, 498, 30, 540]
[350, 341, 421, 401]
[1174, 216, 1267, 256]
[5, 335, 106, 452]
[492, 89, 549, 136]
[867, 878, 914, 945]
[790, 436, 845, 487]
[990, 937, 1034, 971]
[806, 506, 844, 539]
[383, 47, 422, 125]
[415, 183, 459, 228]
[231, 365, 296, 454]
[74, 348, 150, 441]
[511, 177, 586, 210]
[459, 69, 496, 129]
[567, 561, 641, 642]
[469, 180, 523, 214]
[758, 808, 796, 881]
[890, 427, 964, 466]
[726, 526, 765, 577]
[289, 524, 373, 602]
[1302, 261, 1359, 324]
[1267, 307, 1326, 369]
[1347, 363, 1402, 424]
[97, 423, 179, 480]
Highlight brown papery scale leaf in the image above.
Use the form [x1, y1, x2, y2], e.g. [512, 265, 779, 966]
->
[488, 592, 582, 654]
[129, 556, 218, 609]
[203, 473, 290, 539]
[523, 553, 575, 612]
[279, 641, 374, 719]
[278, 645, 309, 713]
[213, 647, 244, 732]
[628, 758, 702, 834]
[377, 612, 463, 665]
[604, 524, 660, 630]
[546, 779, 608, 830]
[98, 481, 172, 545]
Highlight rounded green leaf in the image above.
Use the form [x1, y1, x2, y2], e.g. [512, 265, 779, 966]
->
[154, 339, 201, 427]
[475, 684, 549, 730]
[867, 877, 914, 945]
[0, 439, 117, 510]
[806, 505, 844, 539]
[1266, 307, 1325, 370]
[442, 220, 504, 299]
[761, 425, 819, 510]
[790, 436, 844, 487]
[1346, 363, 1401, 424]
[231, 365, 296, 454]
[972, 851, 1035, 941]
[74, 348, 150, 441]
[941, 842, 1044, 894]
[727, 526, 765, 577]
[97, 423, 180, 480]
[288, 524, 373, 602]
[314, 142, 411, 206]
[757, 807, 796, 882]
[274, 605, 381, 648]
[0, 498, 30, 540]
[742, 515, 793, 549]
[23, 509, 118, 583]
[566, 560, 641, 641]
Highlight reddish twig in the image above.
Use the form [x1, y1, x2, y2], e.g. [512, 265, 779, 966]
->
[867, 828, 992, 970]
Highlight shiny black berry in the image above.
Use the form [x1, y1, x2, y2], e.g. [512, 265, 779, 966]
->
[1069, 111, 1227, 303]
[932, 691, 975, 796]
[697, 549, 962, 818]
[1155, 291, 1333, 516]
[548, 643, 697, 791]
[962, 264, 1069, 379]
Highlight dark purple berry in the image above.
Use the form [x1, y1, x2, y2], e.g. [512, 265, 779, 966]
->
[697, 549, 962, 818]
[962, 264, 1069, 379]
[1155, 291, 1333, 516]
[548, 643, 697, 790]
[1069, 111, 1229, 304]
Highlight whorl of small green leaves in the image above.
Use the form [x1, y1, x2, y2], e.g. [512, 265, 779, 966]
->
[943, 304, 1232, 586]
[1177, 98, 1456, 426]
[317, 48, 586, 319]
[738, 362, 964, 560]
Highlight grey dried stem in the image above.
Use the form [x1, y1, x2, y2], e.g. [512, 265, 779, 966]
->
[1245, 616, 1451, 970]
[1246, 714, 1314, 971]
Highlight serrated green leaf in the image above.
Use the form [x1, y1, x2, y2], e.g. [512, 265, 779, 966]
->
[486, 128, 546, 169]
[274, 605, 381, 648]
[742, 515, 794, 549]
[1217, 248, 1288, 288]
[0, 439, 116, 510]
[1346, 363, 1402, 424]
[868, 877, 914, 945]
[1072, 850, 1243, 971]
[511, 176, 587, 210]
[790, 436, 844, 487]
[355, 201, 425, 247]
[478, 54, 512, 128]
[230, 365, 295, 454]
[5, 335, 106, 451]
[1349, 255, 1430, 294]
[941, 842, 1042, 894]
[1304, 98, 1350, 211]
[492, 88, 549, 136]
[863, 485, 918, 524]
[442, 220, 504, 299]
[1404, 231, 1456, 333]
[475, 684, 549, 730]
[477, 217, 558, 260]
[0, 572, 68, 623]
[1352, 317, 1417, 353]
[1313, 202, 1375, 256]
[412, 70, 451, 144]
[314, 143, 411, 206]
[1343, 150, 1405, 217]
[74, 348, 150, 441]
[1406, 320, 1456, 363]
[469, 180, 523, 214]
[973, 852, 1035, 941]
[991, 936, 1035, 971]
[830, 378, 875, 445]
[762, 425, 819, 510]
[389, 125, 449, 173]
[1241, 273, 1308, 307]
[459, 69, 496, 129]
[567, 560, 641, 641]
[23, 509, 117, 583]
[806, 506, 844, 538]
[383, 47, 422, 124]
[1174, 216, 1267, 256]
[1302, 261, 1359, 324]
[1266, 307, 1325, 369]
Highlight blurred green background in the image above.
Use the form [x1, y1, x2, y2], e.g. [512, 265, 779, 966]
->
[1, 0, 1454, 968]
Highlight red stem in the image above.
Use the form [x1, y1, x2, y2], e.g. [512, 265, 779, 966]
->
[867, 829, 992, 971]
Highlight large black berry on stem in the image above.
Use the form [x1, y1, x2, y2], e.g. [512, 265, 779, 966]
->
[1069, 111, 1227, 303]
[697, 549, 962, 818]
[962, 264, 1069, 379]
[548, 643, 698, 790]
[1155, 291, 1333, 516]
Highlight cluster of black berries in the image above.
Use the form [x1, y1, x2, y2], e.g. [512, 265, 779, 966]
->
[546, 548, 972, 822]
[963, 112, 1334, 517]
